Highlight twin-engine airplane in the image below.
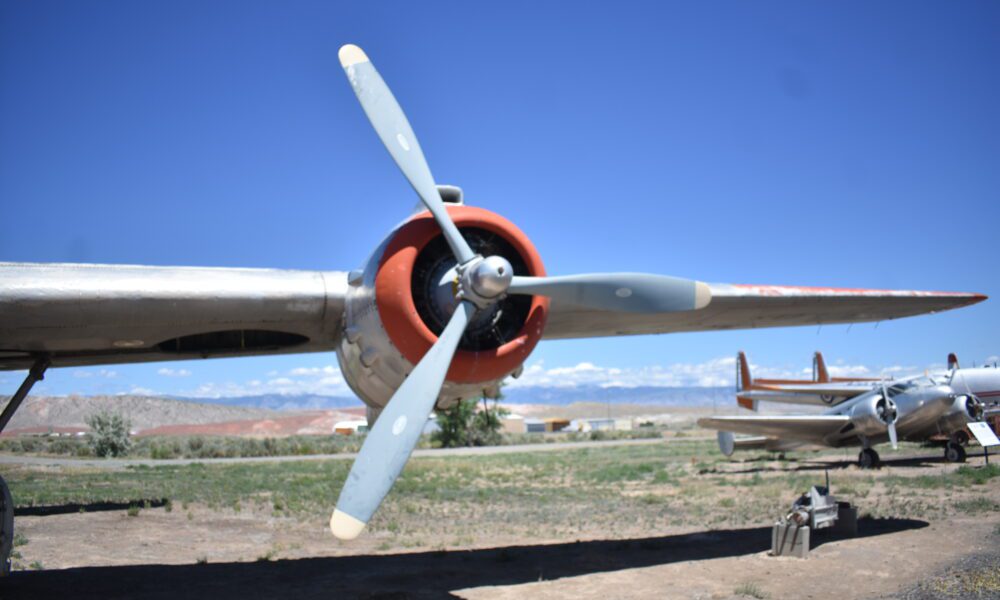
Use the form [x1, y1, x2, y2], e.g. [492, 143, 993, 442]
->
[0, 44, 988, 543]
[701, 355, 998, 468]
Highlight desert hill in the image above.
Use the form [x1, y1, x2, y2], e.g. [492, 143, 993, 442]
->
[1, 395, 290, 434]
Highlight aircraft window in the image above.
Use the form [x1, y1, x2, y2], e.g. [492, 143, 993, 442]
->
[886, 382, 914, 396]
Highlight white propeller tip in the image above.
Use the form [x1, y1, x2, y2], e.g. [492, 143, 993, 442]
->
[339, 44, 369, 68]
[330, 509, 366, 540]
[694, 281, 712, 310]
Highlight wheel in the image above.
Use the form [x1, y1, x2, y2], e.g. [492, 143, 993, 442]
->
[945, 441, 967, 463]
[858, 448, 880, 469]
[951, 430, 970, 446]
[0, 475, 12, 577]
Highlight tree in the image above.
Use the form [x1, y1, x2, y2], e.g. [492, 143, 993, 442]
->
[85, 410, 132, 457]
[432, 394, 509, 448]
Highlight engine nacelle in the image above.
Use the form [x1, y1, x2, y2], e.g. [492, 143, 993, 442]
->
[849, 393, 897, 437]
[936, 394, 984, 433]
[336, 200, 548, 419]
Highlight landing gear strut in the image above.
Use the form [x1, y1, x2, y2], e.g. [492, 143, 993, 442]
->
[0, 476, 12, 576]
[951, 429, 970, 447]
[0, 356, 49, 577]
[944, 441, 967, 463]
[858, 448, 880, 469]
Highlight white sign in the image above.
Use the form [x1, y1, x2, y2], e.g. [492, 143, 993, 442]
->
[968, 422, 1000, 447]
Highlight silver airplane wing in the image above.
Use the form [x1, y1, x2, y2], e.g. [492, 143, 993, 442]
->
[738, 385, 873, 407]
[698, 415, 850, 444]
[0, 263, 347, 371]
[543, 282, 986, 339]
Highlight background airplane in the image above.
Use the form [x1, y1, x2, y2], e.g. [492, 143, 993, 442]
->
[701, 355, 998, 467]
[0, 44, 988, 544]
[735, 350, 882, 410]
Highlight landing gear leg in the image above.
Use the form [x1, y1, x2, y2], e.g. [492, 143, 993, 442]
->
[0, 476, 12, 576]
[951, 430, 970, 447]
[944, 441, 967, 463]
[858, 448, 880, 469]
[0, 356, 49, 577]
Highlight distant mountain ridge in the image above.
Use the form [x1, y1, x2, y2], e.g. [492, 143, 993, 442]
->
[0, 386, 736, 434]
[1, 395, 282, 432]
[175, 385, 735, 410]
[2, 386, 735, 433]
[173, 394, 363, 412]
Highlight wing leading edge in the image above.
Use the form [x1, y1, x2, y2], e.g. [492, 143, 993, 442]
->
[542, 282, 986, 340]
[698, 415, 850, 444]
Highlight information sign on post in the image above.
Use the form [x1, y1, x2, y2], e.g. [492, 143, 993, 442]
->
[968, 422, 999, 465]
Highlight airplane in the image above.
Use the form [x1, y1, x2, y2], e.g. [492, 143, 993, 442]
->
[700, 357, 999, 468]
[0, 43, 988, 552]
[735, 351, 882, 411]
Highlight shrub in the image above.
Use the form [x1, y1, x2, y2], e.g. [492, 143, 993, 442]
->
[85, 410, 132, 457]
[433, 395, 509, 448]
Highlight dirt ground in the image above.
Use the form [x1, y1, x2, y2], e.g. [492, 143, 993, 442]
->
[4, 447, 999, 599]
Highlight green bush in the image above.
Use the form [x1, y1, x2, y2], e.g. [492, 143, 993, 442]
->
[432, 396, 509, 448]
[85, 410, 132, 457]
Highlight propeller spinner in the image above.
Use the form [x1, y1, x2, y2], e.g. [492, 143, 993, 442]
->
[330, 44, 712, 539]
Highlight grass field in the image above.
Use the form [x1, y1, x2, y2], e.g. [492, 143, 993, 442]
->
[0, 428, 661, 459]
[6, 440, 998, 552]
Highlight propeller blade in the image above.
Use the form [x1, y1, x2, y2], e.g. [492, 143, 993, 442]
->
[338, 44, 475, 264]
[880, 382, 898, 450]
[330, 300, 476, 540]
[508, 273, 711, 313]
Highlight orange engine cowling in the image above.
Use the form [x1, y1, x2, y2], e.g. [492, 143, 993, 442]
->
[337, 204, 548, 413]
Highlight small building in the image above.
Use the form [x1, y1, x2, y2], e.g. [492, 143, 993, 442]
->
[525, 418, 546, 433]
[614, 418, 633, 431]
[501, 414, 526, 434]
[564, 418, 634, 432]
[333, 420, 369, 435]
[544, 418, 570, 433]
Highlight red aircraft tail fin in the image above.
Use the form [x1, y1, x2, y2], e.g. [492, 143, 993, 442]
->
[813, 351, 830, 383]
[737, 351, 752, 391]
[736, 351, 757, 411]
[948, 353, 960, 370]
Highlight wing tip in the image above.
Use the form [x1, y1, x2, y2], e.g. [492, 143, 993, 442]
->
[944, 292, 988, 311]
[339, 44, 369, 68]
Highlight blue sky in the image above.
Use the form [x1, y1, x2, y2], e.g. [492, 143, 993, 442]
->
[1, 1, 998, 397]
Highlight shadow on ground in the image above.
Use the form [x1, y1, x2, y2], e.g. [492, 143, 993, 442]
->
[722, 452, 956, 475]
[2, 517, 926, 599]
[15, 498, 168, 517]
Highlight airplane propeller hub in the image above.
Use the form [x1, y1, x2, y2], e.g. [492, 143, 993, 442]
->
[462, 255, 514, 306]
[876, 398, 898, 424]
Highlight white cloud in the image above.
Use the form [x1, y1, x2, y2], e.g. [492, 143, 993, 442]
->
[172, 353, 984, 401]
[508, 357, 737, 389]
[73, 369, 117, 379]
[184, 364, 352, 398]
[289, 366, 338, 376]
[507, 356, 932, 389]
[157, 367, 191, 377]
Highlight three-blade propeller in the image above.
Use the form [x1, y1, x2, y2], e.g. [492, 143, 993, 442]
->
[331, 44, 713, 539]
